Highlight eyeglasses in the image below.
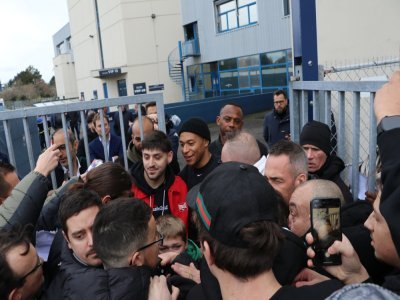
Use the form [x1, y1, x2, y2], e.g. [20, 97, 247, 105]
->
[18, 256, 43, 284]
[135, 232, 164, 253]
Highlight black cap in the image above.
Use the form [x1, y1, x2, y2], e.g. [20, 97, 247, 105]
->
[189, 162, 280, 248]
[300, 121, 332, 156]
[179, 118, 211, 142]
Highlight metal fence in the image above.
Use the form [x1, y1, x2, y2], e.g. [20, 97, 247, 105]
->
[0, 93, 165, 189]
[289, 80, 386, 200]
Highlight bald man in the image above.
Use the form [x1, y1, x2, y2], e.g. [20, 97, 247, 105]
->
[127, 116, 154, 168]
[288, 179, 344, 238]
[221, 131, 266, 174]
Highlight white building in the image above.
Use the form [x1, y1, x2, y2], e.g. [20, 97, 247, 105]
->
[53, 0, 183, 103]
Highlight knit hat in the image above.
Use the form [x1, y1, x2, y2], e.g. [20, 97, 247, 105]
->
[300, 121, 332, 156]
[188, 162, 280, 248]
[179, 117, 211, 142]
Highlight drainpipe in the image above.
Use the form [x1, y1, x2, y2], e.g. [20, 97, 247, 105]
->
[94, 0, 105, 69]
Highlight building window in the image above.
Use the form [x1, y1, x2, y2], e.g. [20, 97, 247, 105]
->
[216, 0, 258, 32]
[117, 79, 127, 97]
[283, 0, 290, 16]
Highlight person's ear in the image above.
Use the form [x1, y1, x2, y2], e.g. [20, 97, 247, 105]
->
[129, 251, 144, 267]
[102, 195, 111, 204]
[216, 116, 221, 126]
[202, 240, 214, 267]
[73, 140, 79, 151]
[62, 230, 72, 250]
[167, 151, 173, 164]
[9, 286, 22, 300]
[295, 173, 307, 186]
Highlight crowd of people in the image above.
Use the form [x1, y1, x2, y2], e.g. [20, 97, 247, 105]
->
[1, 72, 400, 299]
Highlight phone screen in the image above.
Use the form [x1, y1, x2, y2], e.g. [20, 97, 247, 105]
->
[310, 198, 342, 266]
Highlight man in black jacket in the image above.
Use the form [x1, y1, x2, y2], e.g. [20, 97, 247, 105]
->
[300, 120, 353, 203]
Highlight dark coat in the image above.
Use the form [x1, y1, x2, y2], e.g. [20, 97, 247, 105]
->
[43, 238, 152, 299]
[89, 133, 123, 162]
[309, 155, 353, 203]
[263, 108, 290, 147]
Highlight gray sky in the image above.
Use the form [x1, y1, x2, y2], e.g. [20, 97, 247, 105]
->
[0, 0, 69, 84]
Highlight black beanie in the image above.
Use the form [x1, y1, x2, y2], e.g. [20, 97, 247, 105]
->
[300, 121, 331, 156]
[179, 117, 211, 142]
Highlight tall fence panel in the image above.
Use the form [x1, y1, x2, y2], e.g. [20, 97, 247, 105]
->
[0, 94, 165, 188]
[289, 80, 386, 200]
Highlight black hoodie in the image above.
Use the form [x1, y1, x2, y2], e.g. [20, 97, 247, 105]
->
[131, 162, 175, 218]
[309, 155, 353, 203]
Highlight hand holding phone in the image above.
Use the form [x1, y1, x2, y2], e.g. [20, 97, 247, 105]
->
[310, 198, 342, 266]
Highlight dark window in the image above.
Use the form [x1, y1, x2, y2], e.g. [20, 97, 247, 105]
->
[117, 79, 127, 97]
[283, 0, 290, 16]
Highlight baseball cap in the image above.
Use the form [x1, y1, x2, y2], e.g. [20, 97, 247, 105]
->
[189, 162, 280, 248]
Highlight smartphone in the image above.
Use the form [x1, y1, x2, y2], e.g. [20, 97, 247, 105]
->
[310, 198, 342, 266]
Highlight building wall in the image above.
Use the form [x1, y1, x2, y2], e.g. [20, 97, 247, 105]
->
[181, 0, 291, 64]
[64, 0, 183, 103]
[316, 0, 400, 64]
[53, 54, 78, 99]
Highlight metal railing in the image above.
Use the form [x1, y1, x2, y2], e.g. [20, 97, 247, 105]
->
[181, 38, 200, 57]
[289, 80, 386, 200]
[0, 93, 165, 189]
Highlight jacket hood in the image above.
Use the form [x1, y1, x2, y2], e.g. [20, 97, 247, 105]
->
[127, 140, 142, 163]
[310, 155, 345, 180]
[131, 161, 175, 195]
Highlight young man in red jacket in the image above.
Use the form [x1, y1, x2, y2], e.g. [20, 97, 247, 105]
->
[131, 130, 189, 228]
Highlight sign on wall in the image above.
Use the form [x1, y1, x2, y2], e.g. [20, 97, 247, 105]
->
[149, 84, 164, 92]
[133, 83, 147, 95]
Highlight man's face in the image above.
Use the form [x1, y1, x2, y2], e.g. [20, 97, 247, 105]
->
[273, 93, 288, 114]
[288, 185, 312, 237]
[64, 205, 102, 267]
[265, 154, 299, 205]
[95, 119, 110, 137]
[364, 192, 400, 268]
[141, 216, 160, 269]
[179, 132, 209, 168]
[159, 236, 187, 254]
[302, 144, 327, 173]
[146, 105, 157, 115]
[6, 243, 44, 299]
[142, 148, 172, 183]
[53, 132, 77, 169]
[216, 105, 243, 139]
[132, 121, 154, 152]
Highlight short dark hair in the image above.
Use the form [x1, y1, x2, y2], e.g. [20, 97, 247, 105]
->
[0, 162, 16, 199]
[219, 102, 243, 115]
[82, 162, 133, 199]
[274, 89, 287, 99]
[268, 140, 308, 177]
[141, 130, 172, 153]
[93, 198, 152, 269]
[0, 228, 31, 298]
[145, 102, 157, 114]
[58, 189, 102, 235]
[197, 218, 283, 279]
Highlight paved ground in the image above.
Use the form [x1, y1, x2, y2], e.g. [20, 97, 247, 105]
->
[177, 109, 269, 166]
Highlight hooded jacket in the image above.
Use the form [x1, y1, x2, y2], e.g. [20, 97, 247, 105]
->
[131, 162, 189, 228]
[309, 155, 353, 203]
